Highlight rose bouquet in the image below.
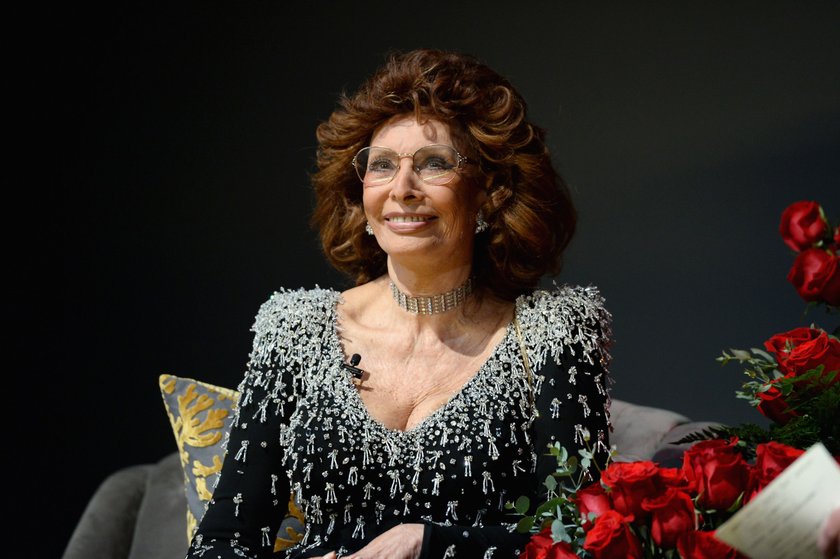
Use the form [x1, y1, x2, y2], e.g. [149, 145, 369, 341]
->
[714, 200, 839, 456]
[513, 201, 839, 559]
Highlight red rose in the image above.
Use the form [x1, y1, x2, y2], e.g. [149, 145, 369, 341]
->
[676, 530, 740, 559]
[641, 487, 697, 549]
[787, 248, 840, 306]
[657, 467, 690, 489]
[756, 381, 799, 425]
[764, 327, 821, 373]
[681, 439, 750, 511]
[755, 441, 805, 478]
[779, 201, 827, 252]
[571, 481, 612, 529]
[764, 327, 840, 381]
[745, 442, 805, 502]
[583, 510, 643, 559]
[600, 461, 664, 520]
[520, 525, 578, 559]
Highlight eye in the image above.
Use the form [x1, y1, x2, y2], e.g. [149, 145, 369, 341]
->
[415, 147, 458, 173]
[417, 155, 454, 172]
[367, 155, 397, 174]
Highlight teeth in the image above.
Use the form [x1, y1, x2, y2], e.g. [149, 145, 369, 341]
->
[388, 216, 430, 223]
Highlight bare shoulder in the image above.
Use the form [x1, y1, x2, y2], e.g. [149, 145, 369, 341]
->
[338, 277, 391, 325]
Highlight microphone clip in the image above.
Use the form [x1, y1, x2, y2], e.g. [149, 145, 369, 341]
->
[342, 353, 365, 380]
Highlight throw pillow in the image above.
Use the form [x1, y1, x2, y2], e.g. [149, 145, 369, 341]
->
[159, 374, 304, 551]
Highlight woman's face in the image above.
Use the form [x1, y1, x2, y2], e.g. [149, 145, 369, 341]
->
[362, 116, 485, 273]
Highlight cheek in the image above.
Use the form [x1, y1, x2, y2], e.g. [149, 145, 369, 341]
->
[362, 188, 386, 214]
[440, 193, 479, 237]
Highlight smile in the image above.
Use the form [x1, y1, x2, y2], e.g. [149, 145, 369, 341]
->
[386, 216, 436, 223]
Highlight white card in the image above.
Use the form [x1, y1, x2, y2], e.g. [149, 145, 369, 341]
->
[715, 442, 840, 559]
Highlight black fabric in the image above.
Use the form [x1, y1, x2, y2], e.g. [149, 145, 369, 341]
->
[188, 288, 610, 559]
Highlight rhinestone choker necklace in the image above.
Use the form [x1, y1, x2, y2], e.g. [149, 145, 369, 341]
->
[389, 277, 474, 315]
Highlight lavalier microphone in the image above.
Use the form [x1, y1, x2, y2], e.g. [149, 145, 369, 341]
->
[342, 353, 365, 380]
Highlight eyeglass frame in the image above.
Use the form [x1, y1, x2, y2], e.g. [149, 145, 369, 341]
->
[350, 144, 471, 186]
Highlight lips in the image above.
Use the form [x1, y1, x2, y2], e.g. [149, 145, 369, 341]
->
[383, 213, 437, 232]
[386, 215, 436, 223]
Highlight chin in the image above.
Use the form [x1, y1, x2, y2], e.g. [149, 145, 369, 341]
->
[382, 238, 470, 266]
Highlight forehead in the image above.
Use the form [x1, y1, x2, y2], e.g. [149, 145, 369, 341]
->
[370, 116, 454, 149]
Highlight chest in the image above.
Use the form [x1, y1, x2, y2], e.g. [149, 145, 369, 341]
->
[354, 357, 486, 432]
[280, 351, 539, 529]
[343, 324, 513, 432]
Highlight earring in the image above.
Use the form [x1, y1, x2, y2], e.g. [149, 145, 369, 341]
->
[475, 211, 489, 234]
[365, 222, 374, 235]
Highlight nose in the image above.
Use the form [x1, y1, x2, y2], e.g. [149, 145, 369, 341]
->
[389, 156, 425, 202]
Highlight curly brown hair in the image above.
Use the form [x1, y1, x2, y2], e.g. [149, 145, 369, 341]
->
[310, 48, 577, 302]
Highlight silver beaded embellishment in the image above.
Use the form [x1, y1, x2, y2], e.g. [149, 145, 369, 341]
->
[390, 277, 474, 315]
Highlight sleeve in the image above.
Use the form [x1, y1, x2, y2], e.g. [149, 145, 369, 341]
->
[186, 295, 301, 559]
[420, 287, 613, 559]
[419, 522, 531, 559]
[530, 310, 612, 491]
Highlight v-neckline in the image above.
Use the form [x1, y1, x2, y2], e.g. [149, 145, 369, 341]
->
[328, 295, 521, 436]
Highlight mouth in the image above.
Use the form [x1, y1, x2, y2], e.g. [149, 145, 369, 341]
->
[382, 213, 438, 232]
[385, 215, 437, 223]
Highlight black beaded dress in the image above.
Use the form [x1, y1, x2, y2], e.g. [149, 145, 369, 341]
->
[187, 284, 612, 559]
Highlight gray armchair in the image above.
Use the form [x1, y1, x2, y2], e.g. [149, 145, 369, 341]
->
[61, 398, 719, 559]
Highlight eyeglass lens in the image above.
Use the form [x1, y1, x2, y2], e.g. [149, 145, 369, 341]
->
[354, 145, 462, 185]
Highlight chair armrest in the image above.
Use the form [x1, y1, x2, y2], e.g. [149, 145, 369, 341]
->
[62, 464, 153, 559]
[610, 398, 691, 462]
[127, 452, 188, 559]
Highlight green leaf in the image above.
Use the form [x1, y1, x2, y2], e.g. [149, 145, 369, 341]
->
[551, 518, 570, 542]
[751, 348, 777, 363]
[730, 349, 752, 361]
[514, 496, 530, 515]
[727, 492, 745, 513]
[544, 475, 557, 493]
[535, 497, 565, 517]
[557, 446, 569, 463]
[516, 516, 534, 533]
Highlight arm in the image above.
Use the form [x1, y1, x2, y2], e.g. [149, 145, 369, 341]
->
[528, 285, 613, 496]
[530, 345, 612, 487]
[330, 521, 530, 559]
[186, 393, 289, 558]
[186, 298, 298, 559]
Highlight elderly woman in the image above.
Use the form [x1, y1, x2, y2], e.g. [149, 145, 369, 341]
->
[187, 48, 612, 559]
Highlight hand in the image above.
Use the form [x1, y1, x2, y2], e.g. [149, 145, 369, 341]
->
[819, 506, 840, 559]
[343, 523, 424, 559]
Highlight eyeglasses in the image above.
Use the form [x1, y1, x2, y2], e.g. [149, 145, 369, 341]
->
[351, 144, 469, 186]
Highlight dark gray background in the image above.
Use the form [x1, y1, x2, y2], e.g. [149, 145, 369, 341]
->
[46, 2, 838, 557]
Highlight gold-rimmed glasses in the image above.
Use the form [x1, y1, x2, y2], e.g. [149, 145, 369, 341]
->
[351, 144, 469, 186]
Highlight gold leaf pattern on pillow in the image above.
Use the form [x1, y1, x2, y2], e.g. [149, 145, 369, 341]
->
[274, 495, 305, 551]
[159, 374, 304, 551]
